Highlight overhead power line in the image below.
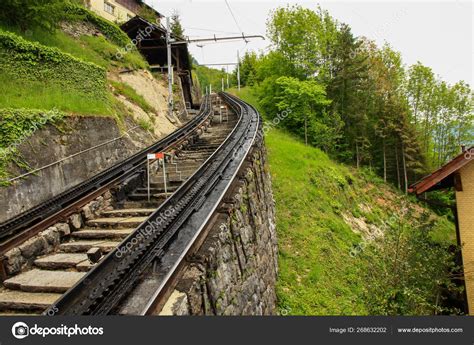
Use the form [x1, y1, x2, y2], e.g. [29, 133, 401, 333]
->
[225, 0, 245, 40]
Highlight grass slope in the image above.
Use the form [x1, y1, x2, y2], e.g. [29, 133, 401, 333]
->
[0, 15, 146, 115]
[231, 87, 457, 315]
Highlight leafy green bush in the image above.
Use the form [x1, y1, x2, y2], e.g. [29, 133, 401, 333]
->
[0, 29, 108, 102]
[0, 0, 67, 32]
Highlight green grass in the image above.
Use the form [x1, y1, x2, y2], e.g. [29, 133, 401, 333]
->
[0, 24, 148, 116]
[266, 128, 369, 315]
[0, 24, 146, 70]
[110, 80, 154, 113]
[232, 86, 457, 315]
[0, 75, 113, 115]
[137, 118, 153, 132]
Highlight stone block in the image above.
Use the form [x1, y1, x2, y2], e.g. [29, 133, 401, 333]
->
[4, 248, 26, 275]
[69, 213, 83, 230]
[40, 227, 60, 247]
[56, 223, 70, 236]
[19, 237, 48, 259]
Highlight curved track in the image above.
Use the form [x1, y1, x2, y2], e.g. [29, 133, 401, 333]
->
[0, 93, 260, 316]
[44, 92, 260, 315]
[0, 97, 213, 242]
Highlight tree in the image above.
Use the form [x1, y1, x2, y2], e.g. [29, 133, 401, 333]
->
[406, 62, 435, 127]
[254, 4, 471, 192]
[233, 52, 259, 87]
[170, 10, 184, 39]
[267, 5, 323, 79]
[0, 0, 67, 32]
[262, 76, 336, 150]
[327, 24, 369, 162]
[451, 82, 474, 149]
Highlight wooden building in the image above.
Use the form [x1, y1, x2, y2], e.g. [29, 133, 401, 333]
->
[410, 147, 474, 314]
[121, 16, 194, 108]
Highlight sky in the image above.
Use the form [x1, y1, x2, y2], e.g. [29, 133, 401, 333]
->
[146, 0, 473, 86]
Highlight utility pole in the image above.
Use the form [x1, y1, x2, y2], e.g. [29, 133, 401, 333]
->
[221, 78, 224, 91]
[166, 17, 173, 119]
[237, 50, 241, 91]
[226, 66, 229, 89]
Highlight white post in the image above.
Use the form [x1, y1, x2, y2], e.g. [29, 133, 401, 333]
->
[221, 78, 224, 91]
[237, 50, 241, 92]
[166, 17, 173, 119]
[147, 159, 151, 202]
[162, 157, 168, 196]
[226, 65, 229, 89]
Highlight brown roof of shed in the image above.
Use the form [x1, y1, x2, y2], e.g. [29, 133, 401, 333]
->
[409, 147, 473, 195]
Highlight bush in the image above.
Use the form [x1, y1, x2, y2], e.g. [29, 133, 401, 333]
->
[0, 0, 67, 32]
[0, 29, 108, 101]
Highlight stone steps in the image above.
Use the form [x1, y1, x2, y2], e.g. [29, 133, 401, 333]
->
[0, 103, 238, 314]
[4, 269, 85, 293]
[128, 193, 169, 201]
[118, 201, 162, 209]
[71, 228, 134, 239]
[0, 290, 61, 312]
[135, 186, 179, 194]
[149, 181, 182, 188]
[34, 253, 89, 270]
[59, 240, 121, 253]
[86, 217, 147, 228]
[101, 208, 155, 218]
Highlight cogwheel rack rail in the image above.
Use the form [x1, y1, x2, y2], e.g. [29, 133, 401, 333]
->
[45, 92, 260, 315]
[0, 96, 214, 258]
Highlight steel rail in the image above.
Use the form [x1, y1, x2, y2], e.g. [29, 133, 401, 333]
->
[0, 97, 212, 242]
[46, 92, 260, 315]
[138, 92, 261, 315]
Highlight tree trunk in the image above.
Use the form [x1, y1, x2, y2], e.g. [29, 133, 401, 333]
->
[304, 115, 308, 146]
[395, 145, 401, 190]
[401, 140, 408, 194]
[383, 139, 387, 183]
[356, 141, 360, 169]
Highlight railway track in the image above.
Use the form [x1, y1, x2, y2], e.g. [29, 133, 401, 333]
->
[0, 95, 213, 248]
[0, 92, 260, 315]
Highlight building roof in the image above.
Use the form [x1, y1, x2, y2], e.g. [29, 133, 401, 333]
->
[120, 16, 191, 72]
[409, 147, 474, 195]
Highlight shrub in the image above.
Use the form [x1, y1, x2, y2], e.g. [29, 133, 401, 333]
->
[0, 29, 108, 101]
[0, 0, 67, 32]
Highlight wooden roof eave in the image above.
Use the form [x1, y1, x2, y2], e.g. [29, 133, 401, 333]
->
[409, 149, 473, 195]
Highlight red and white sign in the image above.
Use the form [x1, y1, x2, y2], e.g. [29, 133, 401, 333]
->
[147, 152, 164, 160]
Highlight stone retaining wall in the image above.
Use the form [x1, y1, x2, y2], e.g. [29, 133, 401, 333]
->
[161, 137, 279, 315]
